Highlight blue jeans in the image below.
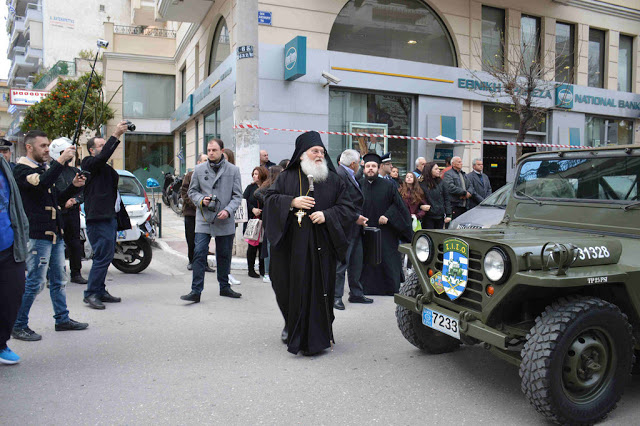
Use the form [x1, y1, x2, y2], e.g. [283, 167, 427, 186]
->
[85, 218, 117, 298]
[192, 233, 234, 293]
[14, 236, 70, 329]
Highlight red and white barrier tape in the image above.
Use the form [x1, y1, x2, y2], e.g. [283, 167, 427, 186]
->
[233, 124, 587, 150]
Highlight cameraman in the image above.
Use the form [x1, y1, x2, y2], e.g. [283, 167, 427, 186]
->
[81, 121, 130, 310]
[181, 138, 242, 302]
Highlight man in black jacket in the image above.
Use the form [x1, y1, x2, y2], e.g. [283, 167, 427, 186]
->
[334, 149, 372, 310]
[50, 137, 87, 284]
[443, 156, 473, 220]
[81, 121, 129, 310]
[466, 158, 492, 210]
[12, 130, 88, 342]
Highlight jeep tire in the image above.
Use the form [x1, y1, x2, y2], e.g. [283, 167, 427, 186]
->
[519, 296, 634, 425]
[395, 272, 460, 354]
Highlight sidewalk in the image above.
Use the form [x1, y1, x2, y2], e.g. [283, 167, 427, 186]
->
[152, 202, 250, 271]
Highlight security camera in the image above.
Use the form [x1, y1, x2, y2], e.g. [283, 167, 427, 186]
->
[97, 39, 109, 48]
[322, 71, 341, 87]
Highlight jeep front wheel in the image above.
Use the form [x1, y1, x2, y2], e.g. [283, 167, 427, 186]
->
[395, 272, 460, 354]
[519, 296, 634, 425]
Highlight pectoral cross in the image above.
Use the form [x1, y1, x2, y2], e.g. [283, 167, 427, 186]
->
[295, 209, 306, 227]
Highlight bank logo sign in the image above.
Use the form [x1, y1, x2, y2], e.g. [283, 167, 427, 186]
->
[556, 84, 573, 109]
[284, 36, 306, 81]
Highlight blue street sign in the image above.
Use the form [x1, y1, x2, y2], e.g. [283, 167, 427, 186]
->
[284, 36, 307, 81]
[258, 11, 272, 25]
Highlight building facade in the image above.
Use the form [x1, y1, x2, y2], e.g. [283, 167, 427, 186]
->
[147, 0, 640, 190]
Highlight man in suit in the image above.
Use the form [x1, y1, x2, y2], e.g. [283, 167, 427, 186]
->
[334, 149, 372, 310]
[467, 158, 492, 210]
[443, 156, 473, 221]
[181, 138, 243, 302]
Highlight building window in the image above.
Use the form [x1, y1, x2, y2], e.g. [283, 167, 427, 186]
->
[520, 15, 541, 72]
[124, 134, 174, 184]
[482, 6, 505, 71]
[180, 66, 186, 103]
[328, 0, 456, 67]
[179, 131, 186, 175]
[588, 29, 605, 88]
[208, 18, 230, 76]
[483, 104, 546, 133]
[585, 116, 633, 147]
[195, 119, 199, 159]
[123, 72, 176, 119]
[204, 105, 221, 144]
[618, 35, 633, 92]
[555, 22, 574, 83]
[328, 89, 412, 174]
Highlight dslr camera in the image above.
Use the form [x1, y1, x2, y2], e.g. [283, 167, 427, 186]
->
[124, 120, 136, 132]
[205, 194, 218, 212]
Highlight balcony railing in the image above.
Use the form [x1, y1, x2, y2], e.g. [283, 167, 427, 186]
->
[33, 60, 75, 89]
[113, 25, 176, 38]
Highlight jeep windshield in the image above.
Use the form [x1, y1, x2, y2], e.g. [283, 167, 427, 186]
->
[514, 156, 639, 204]
[479, 184, 510, 208]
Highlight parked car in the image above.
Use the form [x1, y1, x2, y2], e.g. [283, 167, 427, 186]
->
[449, 183, 510, 230]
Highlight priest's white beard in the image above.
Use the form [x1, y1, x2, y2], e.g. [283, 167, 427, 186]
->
[300, 156, 329, 182]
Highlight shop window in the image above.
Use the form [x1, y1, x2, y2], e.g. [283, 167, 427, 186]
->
[520, 15, 541, 73]
[180, 66, 186, 103]
[208, 18, 230, 76]
[588, 29, 605, 88]
[483, 105, 546, 133]
[482, 6, 505, 71]
[555, 22, 574, 84]
[585, 116, 633, 147]
[124, 134, 174, 185]
[328, 0, 456, 67]
[329, 89, 412, 175]
[123, 72, 175, 119]
[204, 106, 221, 144]
[618, 35, 633, 92]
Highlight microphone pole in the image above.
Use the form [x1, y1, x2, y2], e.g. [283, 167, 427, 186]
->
[307, 174, 334, 349]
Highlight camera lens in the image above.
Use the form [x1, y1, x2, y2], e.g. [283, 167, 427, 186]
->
[127, 123, 136, 131]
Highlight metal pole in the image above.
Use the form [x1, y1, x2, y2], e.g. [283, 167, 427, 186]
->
[71, 49, 100, 146]
[157, 202, 162, 238]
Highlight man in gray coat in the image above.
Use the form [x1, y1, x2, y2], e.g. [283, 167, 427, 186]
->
[467, 158, 492, 209]
[181, 139, 243, 302]
[443, 156, 473, 221]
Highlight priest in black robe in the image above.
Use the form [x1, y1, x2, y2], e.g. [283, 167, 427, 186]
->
[264, 131, 355, 355]
[360, 153, 412, 296]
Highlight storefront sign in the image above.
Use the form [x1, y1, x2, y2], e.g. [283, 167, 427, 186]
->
[258, 11, 272, 25]
[171, 94, 192, 124]
[237, 45, 254, 60]
[49, 16, 74, 29]
[555, 83, 640, 112]
[555, 84, 573, 109]
[9, 89, 49, 106]
[458, 79, 552, 99]
[284, 36, 306, 81]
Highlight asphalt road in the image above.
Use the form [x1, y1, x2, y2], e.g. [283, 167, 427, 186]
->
[2, 248, 639, 425]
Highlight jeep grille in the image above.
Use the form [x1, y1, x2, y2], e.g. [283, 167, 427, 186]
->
[435, 244, 484, 312]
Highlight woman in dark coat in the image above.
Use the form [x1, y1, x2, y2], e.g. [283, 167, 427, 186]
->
[419, 162, 452, 229]
[399, 172, 428, 225]
[243, 166, 268, 278]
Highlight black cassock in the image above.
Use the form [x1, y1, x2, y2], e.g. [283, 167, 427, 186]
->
[264, 167, 354, 354]
[360, 176, 412, 296]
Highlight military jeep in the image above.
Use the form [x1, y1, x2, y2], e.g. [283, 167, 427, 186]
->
[395, 145, 640, 425]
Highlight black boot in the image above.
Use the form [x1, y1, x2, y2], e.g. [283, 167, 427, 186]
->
[70, 273, 88, 284]
[247, 245, 259, 278]
[180, 291, 201, 303]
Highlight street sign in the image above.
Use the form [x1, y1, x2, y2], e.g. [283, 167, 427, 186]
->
[284, 36, 306, 81]
[237, 45, 254, 60]
[258, 11, 272, 25]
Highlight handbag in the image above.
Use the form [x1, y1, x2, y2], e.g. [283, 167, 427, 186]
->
[363, 226, 382, 265]
[243, 218, 262, 241]
[235, 199, 248, 223]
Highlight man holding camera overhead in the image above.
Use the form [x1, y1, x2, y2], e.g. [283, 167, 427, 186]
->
[181, 138, 243, 303]
[81, 121, 131, 310]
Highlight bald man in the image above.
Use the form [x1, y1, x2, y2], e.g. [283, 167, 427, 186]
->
[260, 150, 275, 168]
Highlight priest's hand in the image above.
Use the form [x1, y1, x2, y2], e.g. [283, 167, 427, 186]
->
[291, 196, 315, 210]
[310, 211, 325, 224]
[356, 215, 368, 226]
[420, 204, 431, 212]
[217, 210, 230, 220]
[444, 217, 452, 224]
[378, 215, 389, 225]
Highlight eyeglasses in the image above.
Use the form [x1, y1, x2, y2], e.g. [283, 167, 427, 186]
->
[308, 148, 325, 156]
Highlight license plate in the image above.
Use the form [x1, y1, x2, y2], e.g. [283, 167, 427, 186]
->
[422, 308, 460, 340]
[144, 222, 152, 233]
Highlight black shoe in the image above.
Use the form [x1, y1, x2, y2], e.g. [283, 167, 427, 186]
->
[180, 291, 201, 303]
[187, 263, 192, 271]
[349, 295, 374, 304]
[205, 265, 216, 273]
[281, 327, 288, 344]
[248, 270, 259, 278]
[100, 291, 121, 303]
[70, 274, 88, 284]
[55, 319, 89, 331]
[83, 294, 105, 310]
[334, 299, 345, 310]
[220, 288, 242, 298]
[11, 327, 42, 341]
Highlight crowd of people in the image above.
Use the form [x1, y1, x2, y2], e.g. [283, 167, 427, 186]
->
[0, 127, 493, 363]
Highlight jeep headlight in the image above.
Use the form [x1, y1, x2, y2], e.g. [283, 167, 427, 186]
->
[415, 235, 433, 263]
[484, 247, 510, 283]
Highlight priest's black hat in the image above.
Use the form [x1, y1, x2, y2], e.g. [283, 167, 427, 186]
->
[286, 131, 335, 172]
[362, 152, 382, 165]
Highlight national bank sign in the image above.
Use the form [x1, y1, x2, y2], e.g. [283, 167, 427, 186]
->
[556, 83, 640, 112]
[284, 36, 306, 81]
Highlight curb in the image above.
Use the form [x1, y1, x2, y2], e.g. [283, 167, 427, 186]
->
[152, 239, 250, 270]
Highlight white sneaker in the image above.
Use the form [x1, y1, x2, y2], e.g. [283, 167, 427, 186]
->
[262, 274, 271, 283]
[228, 274, 241, 285]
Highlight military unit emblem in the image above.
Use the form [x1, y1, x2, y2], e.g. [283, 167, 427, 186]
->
[429, 271, 445, 294]
[441, 238, 469, 300]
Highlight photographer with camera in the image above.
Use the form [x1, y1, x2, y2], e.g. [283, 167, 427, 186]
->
[181, 138, 243, 303]
[81, 121, 131, 310]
